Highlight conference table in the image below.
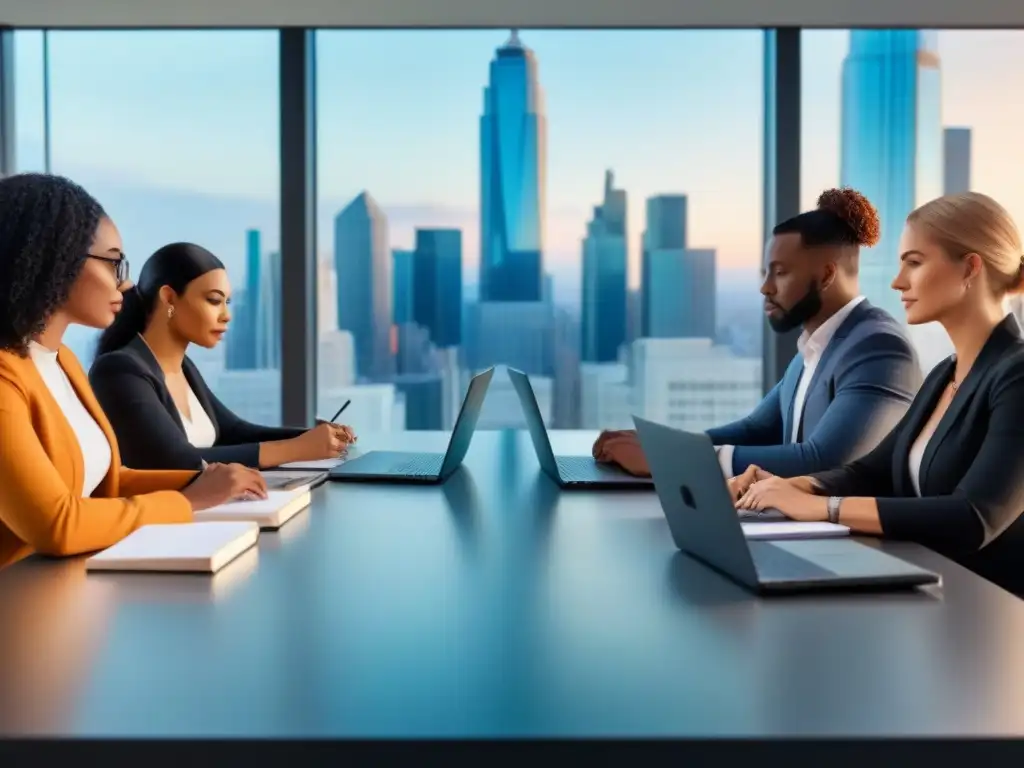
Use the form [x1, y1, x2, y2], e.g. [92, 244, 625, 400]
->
[2, 429, 1024, 745]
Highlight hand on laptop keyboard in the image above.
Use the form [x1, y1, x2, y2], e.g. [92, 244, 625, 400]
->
[736, 507, 788, 521]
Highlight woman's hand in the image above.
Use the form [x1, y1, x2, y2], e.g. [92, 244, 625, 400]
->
[736, 476, 828, 521]
[727, 464, 773, 501]
[290, 422, 354, 461]
[181, 463, 268, 511]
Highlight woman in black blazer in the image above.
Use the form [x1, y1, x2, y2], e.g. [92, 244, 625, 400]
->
[89, 242, 356, 471]
[734, 192, 1024, 595]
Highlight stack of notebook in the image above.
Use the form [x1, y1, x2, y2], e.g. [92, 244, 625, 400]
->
[193, 488, 312, 530]
[85, 488, 314, 574]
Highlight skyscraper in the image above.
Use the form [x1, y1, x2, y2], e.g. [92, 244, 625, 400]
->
[479, 29, 547, 302]
[640, 195, 716, 339]
[581, 170, 628, 363]
[641, 195, 684, 337]
[840, 30, 943, 319]
[413, 228, 463, 348]
[943, 126, 971, 195]
[334, 191, 393, 380]
[226, 228, 262, 370]
[256, 250, 281, 370]
[392, 249, 415, 325]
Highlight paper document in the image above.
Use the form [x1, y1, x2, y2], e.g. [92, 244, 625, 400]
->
[741, 521, 850, 540]
[275, 446, 363, 471]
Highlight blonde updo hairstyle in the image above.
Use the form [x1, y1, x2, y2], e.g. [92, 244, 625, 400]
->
[906, 192, 1024, 296]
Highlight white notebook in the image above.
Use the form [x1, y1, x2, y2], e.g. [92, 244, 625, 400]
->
[275, 446, 363, 470]
[275, 458, 345, 470]
[741, 521, 850, 540]
[86, 521, 259, 573]
[193, 489, 312, 530]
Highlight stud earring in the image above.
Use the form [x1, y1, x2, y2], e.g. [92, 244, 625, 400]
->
[167, 306, 175, 319]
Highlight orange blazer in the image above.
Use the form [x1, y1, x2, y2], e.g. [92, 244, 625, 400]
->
[0, 345, 198, 570]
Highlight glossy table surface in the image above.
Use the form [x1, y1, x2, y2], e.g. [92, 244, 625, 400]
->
[2, 429, 1024, 738]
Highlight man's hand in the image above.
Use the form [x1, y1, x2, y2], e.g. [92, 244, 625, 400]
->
[593, 430, 650, 477]
[592, 428, 635, 459]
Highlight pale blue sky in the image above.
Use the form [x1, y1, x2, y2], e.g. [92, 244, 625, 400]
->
[13, 28, 1024, 300]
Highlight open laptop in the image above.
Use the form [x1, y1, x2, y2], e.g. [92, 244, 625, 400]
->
[633, 416, 941, 594]
[507, 367, 652, 489]
[328, 367, 494, 484]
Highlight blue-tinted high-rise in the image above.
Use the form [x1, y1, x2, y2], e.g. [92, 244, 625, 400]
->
[840, 30, 943, 319]
[413, 228, 463, 348]
[256, 250, 281, 369]
[226, 228, 262, 370]
[393, 249, 415, 325]
[334, 191, 393, 381]
[581, 170, 628, 362]
[943, 127, 971, 195]
[479, 29, 547, 302]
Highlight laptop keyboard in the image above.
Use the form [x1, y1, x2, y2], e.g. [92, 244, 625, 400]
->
[390, 454, 444, 477]
[555, 456, 604, 481]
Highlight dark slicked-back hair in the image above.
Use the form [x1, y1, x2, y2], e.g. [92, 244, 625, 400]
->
[773, 187, 881, 249]
[0, 173, 106, 355]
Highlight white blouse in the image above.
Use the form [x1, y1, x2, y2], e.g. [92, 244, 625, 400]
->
[907, 425, 934, 497]
[178, 381, 217, 449]
[29, 342, 113, 497]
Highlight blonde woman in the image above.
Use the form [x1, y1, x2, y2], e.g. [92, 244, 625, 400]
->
[735, 192, 1024, 595]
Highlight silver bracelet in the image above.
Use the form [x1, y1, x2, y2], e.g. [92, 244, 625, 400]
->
[827, 496, 843, 524]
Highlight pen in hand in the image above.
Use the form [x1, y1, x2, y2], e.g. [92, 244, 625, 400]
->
[329, 399, 351, 424]
[316, 398, 355, 444]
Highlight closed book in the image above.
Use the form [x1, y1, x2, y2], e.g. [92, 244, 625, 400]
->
[193, 489, 312, 530]
[86, 521, 259, 573]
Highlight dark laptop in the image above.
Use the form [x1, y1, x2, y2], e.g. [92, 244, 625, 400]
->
[329, 367, 494, 484]
[507, 367, 651, 489]
[632, 416, 941, 594]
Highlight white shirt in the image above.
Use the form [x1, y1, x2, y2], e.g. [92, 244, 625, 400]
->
[178, 382, 217, 449]
[716, 295, 866, 478]
[907, 429, 929, 497]
[29, 342, 113, 497]
[790, 295, 866, 442]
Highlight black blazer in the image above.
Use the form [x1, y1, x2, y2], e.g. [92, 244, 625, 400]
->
[810, 314, 1024, 595]
[89, 335, 305, 471]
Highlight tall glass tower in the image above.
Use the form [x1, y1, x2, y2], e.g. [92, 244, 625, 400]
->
[479, 29, 547, 302]
[581, 170, 628, 362]
[840, 30, 943, 319]
[335, 191, 393, 380]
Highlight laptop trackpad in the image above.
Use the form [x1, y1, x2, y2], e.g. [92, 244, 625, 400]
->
[771, 539, 915, 576]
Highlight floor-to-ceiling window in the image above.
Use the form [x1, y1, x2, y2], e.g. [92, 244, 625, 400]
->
[802, 28, 1024, 374]
[12, 30, 282, 425]
[314, 29, 766, 434]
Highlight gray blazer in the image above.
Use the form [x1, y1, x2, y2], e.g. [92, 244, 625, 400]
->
[707, 300, 922, 477]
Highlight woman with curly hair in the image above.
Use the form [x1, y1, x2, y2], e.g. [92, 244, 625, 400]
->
[88, 241, 355, 471]
[735, 192, 1024, 595]
[0, 173, 267, 570]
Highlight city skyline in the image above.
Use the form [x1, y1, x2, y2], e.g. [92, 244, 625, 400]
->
[7, 26, 1004, 431]
[13, 29, 1024, 295]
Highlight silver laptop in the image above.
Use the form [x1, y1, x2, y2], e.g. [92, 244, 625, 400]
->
[329, 367, 494, 485]
[507, 367, 651, 489]
[633, 416, 941, 594]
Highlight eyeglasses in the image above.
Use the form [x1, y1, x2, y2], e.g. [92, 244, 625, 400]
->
[87, 253, 130, 285]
